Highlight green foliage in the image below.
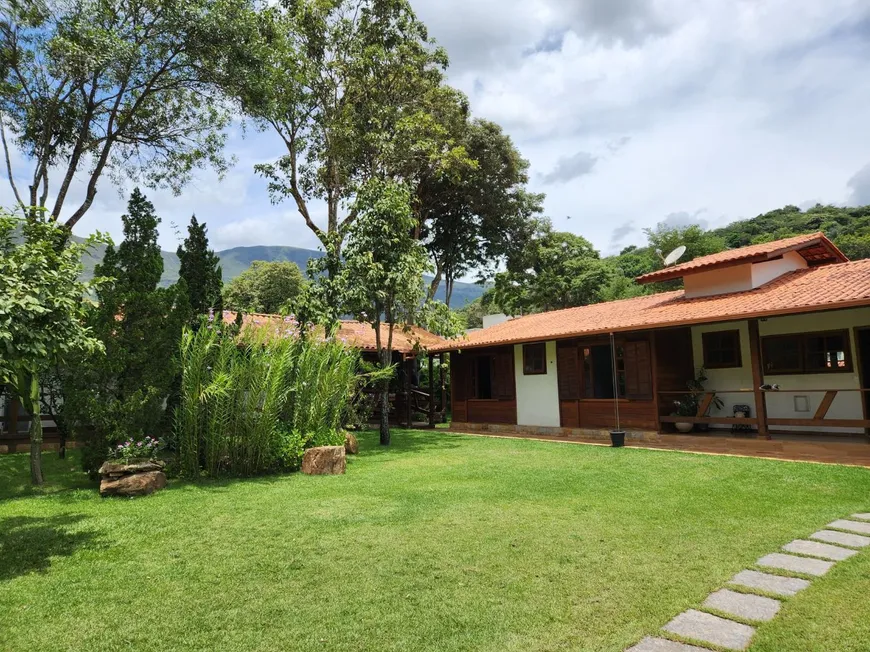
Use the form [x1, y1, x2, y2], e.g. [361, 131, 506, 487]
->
[492, 221, 616, 314]
[222, 260, 306, 314]
[177, 215, 223, 317]
[175, 324, 366, 477]
[0, 0, 258, 226]
[65, 189, 190, 474]
[0, 210, 107, 483]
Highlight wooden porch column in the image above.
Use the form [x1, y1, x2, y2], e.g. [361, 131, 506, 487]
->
[405, 357, 413, 427]
[748, 319, 770, 439]
[439, 353, 446, 420]
[650, 331, 661, 433]
[428, 353, 436, 428]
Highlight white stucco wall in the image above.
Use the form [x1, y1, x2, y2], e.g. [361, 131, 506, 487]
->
[690, 308, 870, 433]
[514, 341, 560, 427]
[750, 251, 807, 288]
[684, 265, 752, 298]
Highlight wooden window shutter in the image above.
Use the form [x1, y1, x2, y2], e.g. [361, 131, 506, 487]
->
[557, 344, 580, 400]
[493, 350, 515, 400]
[452, 354, 467, 401]
[623, 340, 652, 400]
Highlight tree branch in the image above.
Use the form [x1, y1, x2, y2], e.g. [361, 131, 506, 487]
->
[0, 115, 25, 209]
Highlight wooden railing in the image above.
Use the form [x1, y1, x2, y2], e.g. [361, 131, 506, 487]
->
[656, 388, 870, 433]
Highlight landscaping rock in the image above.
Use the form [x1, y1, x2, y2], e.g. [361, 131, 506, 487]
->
[783, 539, 857, 561]
[829, 519, 870, 535]
[851, 513, 870, 521]
[302, 446, 346, 475]
[757, 553, 833, 576]
[728, 570, 810, 597]
[703, 589, 780, 622]
[344, 432, 359, 455]
[99, 460, 165, 477]
[100, 470, 167, 497]
[662, 610, 755, 651]
[626, 637, 709, 651]
[811, 529, 870, 548]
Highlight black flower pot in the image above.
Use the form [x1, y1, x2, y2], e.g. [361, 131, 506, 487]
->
[610, 430, 625, 448]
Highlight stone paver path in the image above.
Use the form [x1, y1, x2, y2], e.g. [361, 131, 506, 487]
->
[626, 637, 710, 651]
[757, 552, 834, 576]
[828, 519, 870, 535]
[703, 588, 781, 622]
[782, 539, 858, 561]
[625, 510, 870, 651]
[662, 610, 755, 650]
[728, 569, 810, 596]
[811, 529, 870, 548]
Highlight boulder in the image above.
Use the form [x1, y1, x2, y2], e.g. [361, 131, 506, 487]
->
[344, 432, 359, 455]
[302, 446, 346, 475]
[100, 470, 167, 497]
[98, 460, 165, 477]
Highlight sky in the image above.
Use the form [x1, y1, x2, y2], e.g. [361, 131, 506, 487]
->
[6, 0, 870, 258]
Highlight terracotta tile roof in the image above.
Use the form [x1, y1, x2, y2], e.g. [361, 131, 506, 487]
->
[221, 311, 443, 355]
[432, 258, 870, 352]
[636, 232, 847, 284]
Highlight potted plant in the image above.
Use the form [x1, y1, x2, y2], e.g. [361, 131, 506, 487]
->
[671, 368, 723, 433]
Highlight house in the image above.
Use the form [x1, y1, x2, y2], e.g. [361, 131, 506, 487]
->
[222, 312, 447, 426]
[432, 233, 870, 446]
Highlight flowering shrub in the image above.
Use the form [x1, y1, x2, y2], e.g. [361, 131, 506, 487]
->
[110, 436, 163, 462]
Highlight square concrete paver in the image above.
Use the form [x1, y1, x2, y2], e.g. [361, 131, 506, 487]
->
[757, 553, 834, 576]
[851, 513, 870, 521]
[783, 539, 858, 561]
[626, 637, 710, 652]
[703, 588, 781, 622]
[811, 529, 870, 548]
[828, 519, 870, 535]
[663, 610, 755, 650]
[729, 569, 811, 596]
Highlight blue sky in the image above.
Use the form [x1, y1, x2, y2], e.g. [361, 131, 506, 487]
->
[6, 0, 870, 260]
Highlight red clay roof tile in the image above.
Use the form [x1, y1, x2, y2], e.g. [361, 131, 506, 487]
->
[432, 258, 870, 352]
[636, 232, 846, 284]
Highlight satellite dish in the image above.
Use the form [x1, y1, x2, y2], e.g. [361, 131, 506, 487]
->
[663, 245, 687, 267]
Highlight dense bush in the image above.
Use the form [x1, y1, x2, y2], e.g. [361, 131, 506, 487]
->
[175, 323, 365, 477]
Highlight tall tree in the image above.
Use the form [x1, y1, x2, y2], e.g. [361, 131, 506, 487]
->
[236, 0, 464, 262]
[222, 260, 306, 314]
[420, 119, 543, 305]
[0, 0, 258, 226]
[0, 212, 105, 484]
[177, 215, 223, 317]
[65, 189, 189, 472]
[339, 179, 428, 446]
[491, 221, 614, 314]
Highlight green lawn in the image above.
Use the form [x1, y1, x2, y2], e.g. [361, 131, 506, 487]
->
[2, 431, 870, 651]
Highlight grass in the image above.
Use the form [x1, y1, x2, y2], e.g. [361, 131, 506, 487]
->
[1, 430, 870, 651]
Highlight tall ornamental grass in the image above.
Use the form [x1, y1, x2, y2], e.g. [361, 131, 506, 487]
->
[175, 325, 363, 477]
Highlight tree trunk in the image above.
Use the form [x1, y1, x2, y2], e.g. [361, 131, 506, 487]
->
[23, 373, 44, 485]
[379, 346, 391, 445]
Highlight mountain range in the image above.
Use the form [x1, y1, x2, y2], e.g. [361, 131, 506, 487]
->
[78, 240, 485, 307]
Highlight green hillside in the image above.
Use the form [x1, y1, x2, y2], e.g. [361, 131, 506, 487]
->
[77, 240, 485, 306]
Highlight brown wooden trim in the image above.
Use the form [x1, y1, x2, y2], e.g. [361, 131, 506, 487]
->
[701, 329, 743, 369]
[853, 327, 870, 437]
[428, 353, 436, 428]
[660, 416, 757, 425]
[748, 319, 770, 439]
[439, 353, 446, 416]
[767, 418, 870, 428]
[579, 398, 631, 403]
[696, 392, 716, 417]
[813, 390, 838, 420]
[651, 331, 661, 432]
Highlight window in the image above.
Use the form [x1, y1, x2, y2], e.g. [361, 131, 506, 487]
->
[702, 330, 742, 369]
[762, 330, 852, 374]
[523, 343, 547, 375]
[474, 356, 494, 399]
[583, 345, 625, 399]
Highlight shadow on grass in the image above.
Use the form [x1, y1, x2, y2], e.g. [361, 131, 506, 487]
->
[0, 514, 104, 581]
[0, 451, 94, 501]
[354, 428, 463, 457]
